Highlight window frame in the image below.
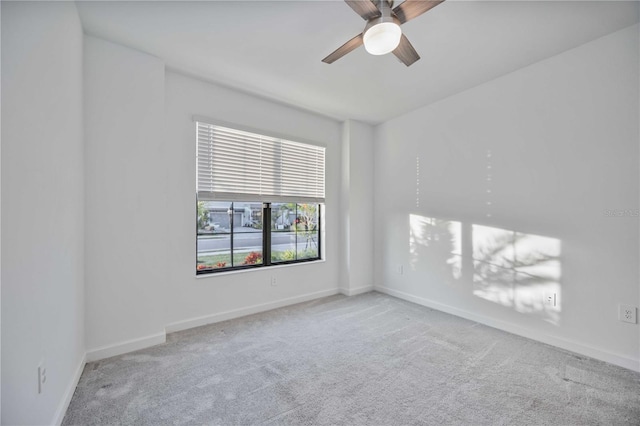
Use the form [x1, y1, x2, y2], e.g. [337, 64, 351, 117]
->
[196, 201, 323, 275]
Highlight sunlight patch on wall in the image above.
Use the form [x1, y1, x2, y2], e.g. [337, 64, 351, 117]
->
[407, 215, 562, 325]
[416, 156, 420, 208]
[485, 149, 493, 219]
[409, 215, 462, 279]
[472, 225, 562, 325]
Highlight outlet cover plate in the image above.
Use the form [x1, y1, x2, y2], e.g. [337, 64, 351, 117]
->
[619, 304, 637, 324]
[38, 361, 46, 394]
[544, 292, 557, 307]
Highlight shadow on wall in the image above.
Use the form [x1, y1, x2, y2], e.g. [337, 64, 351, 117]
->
[409, 215, 562, 325]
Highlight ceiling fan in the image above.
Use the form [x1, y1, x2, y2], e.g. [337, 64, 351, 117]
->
[322, 0, 445, 67]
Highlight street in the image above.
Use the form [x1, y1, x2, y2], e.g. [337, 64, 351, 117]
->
[197, 229, 317, 254]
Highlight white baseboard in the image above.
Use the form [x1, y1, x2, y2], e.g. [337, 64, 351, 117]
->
[340, 285, 374, 296]
[86, 289, 341, 362]
[86, 332, 166, 362]
[165, 288, 341, 334]
[53, 352, 86, 425]
[375, 285, 640, 373]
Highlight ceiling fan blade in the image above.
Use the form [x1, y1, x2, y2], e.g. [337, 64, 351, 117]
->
[345, 0, 381, 20]
[393, 34, 420, 66]
[393, 0, 445, 25]
[322, 33, 364, 64]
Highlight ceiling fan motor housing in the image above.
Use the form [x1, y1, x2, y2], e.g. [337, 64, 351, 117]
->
[363, 1, 402, 55]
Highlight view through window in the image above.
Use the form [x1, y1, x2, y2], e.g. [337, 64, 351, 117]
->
[197, 202, 320, 272]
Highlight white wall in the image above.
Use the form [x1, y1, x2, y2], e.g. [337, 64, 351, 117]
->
[374, 24, 640, 371]
[84, 36, 168, 356]
[82, 36, 344, 354]
[340, 120, 374, 295]
[1, 2, 85, 424]
[164, 71, 343, 329]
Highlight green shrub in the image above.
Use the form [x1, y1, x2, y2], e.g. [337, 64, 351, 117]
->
[272, 249, 296, 262]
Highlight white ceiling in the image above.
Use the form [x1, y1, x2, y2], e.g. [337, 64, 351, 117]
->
[77, 0, 639, 124]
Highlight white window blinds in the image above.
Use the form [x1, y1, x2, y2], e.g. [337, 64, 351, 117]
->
[197, 121, 326, 203]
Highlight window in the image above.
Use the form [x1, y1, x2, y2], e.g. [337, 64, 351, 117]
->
[197, 201, 264, 271]
[196, 121, 325, 274]
[271, 203, 319, 263]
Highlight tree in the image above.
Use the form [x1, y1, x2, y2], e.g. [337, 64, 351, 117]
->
[197, 201, 209, 230]
[294, 204, 318, 250]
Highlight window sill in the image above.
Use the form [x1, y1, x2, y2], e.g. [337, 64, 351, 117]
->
[194, 259, 326, 279]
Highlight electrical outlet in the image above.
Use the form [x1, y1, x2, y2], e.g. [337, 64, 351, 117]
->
[544, 292, 557, 307]
[37, 361, 47, 394]
[270, 276, 277, 286]
[619, 304, 637, 324]
[397, 265, 404, 275]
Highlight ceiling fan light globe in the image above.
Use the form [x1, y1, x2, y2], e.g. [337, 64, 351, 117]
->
[363, 22, 402, 55]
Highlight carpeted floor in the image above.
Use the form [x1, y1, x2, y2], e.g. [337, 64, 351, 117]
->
[63, 292, 640, 425]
